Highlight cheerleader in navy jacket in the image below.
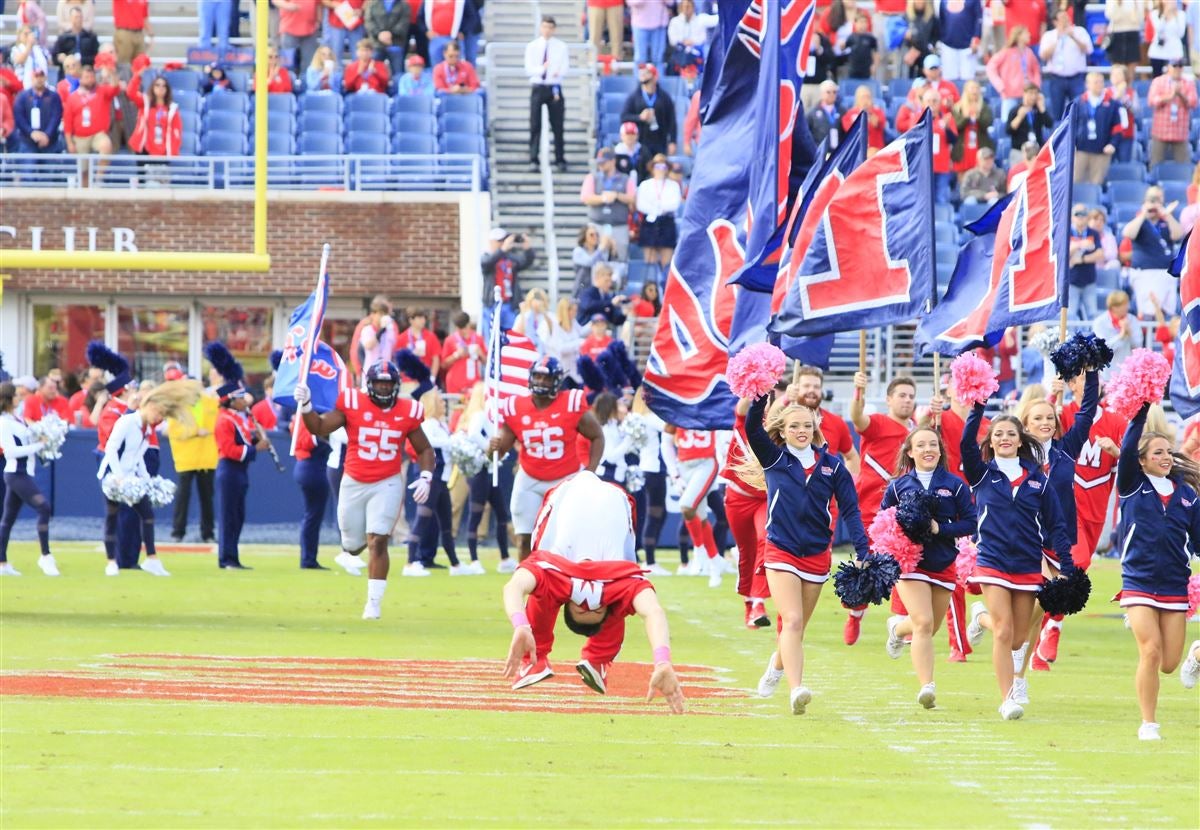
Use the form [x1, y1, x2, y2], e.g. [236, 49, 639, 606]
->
[0, 382, 57, 576]
[1115, 403, 1200, 740]
[960, 402, 1074, 720]
[744, 394, 869, 716]
[880, 426, 977, 709]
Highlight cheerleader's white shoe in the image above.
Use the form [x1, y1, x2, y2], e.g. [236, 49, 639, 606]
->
[1010, 676, 1030, 705]
[999, 699, 1024, 720]
[104, 560, 119, 576]
[0, 563, 21, 576]
[789, 686, 812, 715]
[142, 558, 170, 577]
[967, 602, 987, 646]
[1179, 641, 1200, 690]
[917, 683, 936, 709]
[756, 653, 784, 698]
[1137, 722, 1161, 741]
[37, 555, 60, 576]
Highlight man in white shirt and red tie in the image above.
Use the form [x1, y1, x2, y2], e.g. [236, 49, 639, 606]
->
[524, 15, 569, 173]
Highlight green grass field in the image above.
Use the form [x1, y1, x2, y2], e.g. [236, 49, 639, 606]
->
[1, 542, 1197, 829]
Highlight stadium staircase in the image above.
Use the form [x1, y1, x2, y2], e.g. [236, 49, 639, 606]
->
[483, 0, 594, 304]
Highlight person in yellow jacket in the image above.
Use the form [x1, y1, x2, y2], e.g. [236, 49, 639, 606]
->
[165, 362, 219, 543]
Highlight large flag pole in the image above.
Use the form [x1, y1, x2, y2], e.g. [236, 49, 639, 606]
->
[290, 243, 330, 456]
[489, 285, 503, 487]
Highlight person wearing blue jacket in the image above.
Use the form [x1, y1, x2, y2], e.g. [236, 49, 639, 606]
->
[1115, 403, 1200, 741]
[959, 402, 1074, 720]
[937, 0, 982, 83]
[881, 425, 977, 709]
[744, 394, 869, 716]
[12, 69, 62, 153]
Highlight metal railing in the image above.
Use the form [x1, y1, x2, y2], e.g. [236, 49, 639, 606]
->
[0, 152, 482, 192]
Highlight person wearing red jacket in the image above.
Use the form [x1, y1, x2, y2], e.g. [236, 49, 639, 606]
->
[22, 377, 70, 423]
[441, 311, 487, 396]
[126, 70, 182, 157]
[250, 48, 294, 94]
[432, 41, 479, 94]
[917, 87, 958, 203]
[343, 38, 390, 94]
[840, 85, 886, 153]
[63, 64, 118, 184]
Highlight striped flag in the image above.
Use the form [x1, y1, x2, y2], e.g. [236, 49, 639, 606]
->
[485, 331, 537, 406]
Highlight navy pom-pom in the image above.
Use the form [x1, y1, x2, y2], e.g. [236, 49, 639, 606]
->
[577, 356, 606, 393]
[394, 349, 430, 385]
[269, 349, 282, 371]
[204, 341, 243, 383]
[87, 340, 129, 376]
[1049, 333, 1113, 379]
[833, 553, 901, 608]
[896, 490, 938, 545]
[607, 340, 641, 390]
[596, 349, 625, 392]
[1038, 568, 1092, 616]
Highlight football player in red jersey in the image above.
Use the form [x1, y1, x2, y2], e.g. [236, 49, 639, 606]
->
[297, 360, 435, 620]
[488, 356, 605, 561]
[662, 424, 730, 585]
[501, 550, 684, 713]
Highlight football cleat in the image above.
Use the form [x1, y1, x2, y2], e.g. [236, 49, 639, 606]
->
[575, 660, 609, 695]
[512, 657, 554, 690]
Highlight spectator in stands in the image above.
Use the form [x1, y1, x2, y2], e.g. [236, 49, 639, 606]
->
[432, 41, 479, 94]
[937, 0, 981, 82]
[321, 0, 365, 62]
[396, 54, 433, 95]
[126, 68, 182, 158]
[56, 54, 81, 101]
[481, 228, 535, 335]
[1003, 0, 1047, 42]
[1068, 203, 1104, 321]
[1103, 0, 1143, 84]
[668, 160, 687, 208]
[587, 0, 625, 61]
[17, 1, 49, 48]
[203, 63, 234, 94]
[682, 89, 702, 156]
[11, 25, 52, 88]
[424, 0, 481, 66]
[1149, 0, 1187, 77]
[349, 295, 399, 382]
[951, 80, 993, 176]
[197, 0, 233, 58]
[275, 0, 322, 74]
[513, 288, 561, 356]
[1106, 64, 1137, 163]
[668, 0, 712, 63]
[67, 366, 102, 425]
[572, 223, 618, 297]
[1088, 207, 1120, 269]
[901, 0, 939, 79]
[614, 120, 644, 179]
[580, 147, 636, 259]
[0, 95, 12, 148]
[581, 315, 614, 361]
[1180, 167, 1200, 234]
[631, 281, 662, 317]
[893, 76, 927, 133]
[112, 0, 151, 67]
[844, 12, 879, 81]
[921, 54, 960, 108]
[441, 311, 486, 396]
[1092, 289, 1134, 376]
[52, 6, 98, 67]
[343, 37, 390, 94]
[1007, 139, 1038, 189]
[23, 375, 70, 422]
[958, 146, 1006, 204]
[553, 297, 584, 375]
[306, 44, 341, 92]
[1147, 58, 1198, 166]
[577, 262, 629, 327]
[630, 0, 672, 71]
[524, 15, 569, 173]
[12, 67, 61, 152]
[1038, 8, 1091, 118]
[985, 26, 1041, 121]
[919, 86, 957, 203]
[365, 0, 412, 80]
[400, 308, 442, 376]
[843, 83, 886, 154]
[251, 47, 295, 94]
[636, 153, 683, 281]
[1073, 71, 1120, 186]
[1006, 83, 1052, 157]
[55, 0, 94, 34]
[1123, 185, 1185, 319]
[63, 64, 117, 181]
[621, 64, 677, 164]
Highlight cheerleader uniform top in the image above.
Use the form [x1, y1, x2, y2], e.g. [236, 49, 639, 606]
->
[0, 412, 38, 475]
[1038, 369, 1099, 546]
[879, 467, 977, 572]
[97, 411, 153, 480]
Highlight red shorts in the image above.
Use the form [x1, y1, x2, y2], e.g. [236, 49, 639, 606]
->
[762, 541, 831, 584]
[968, 566, 1043, 593]
[1114, 590, 1189, 612]
[899, 562, 957, 592]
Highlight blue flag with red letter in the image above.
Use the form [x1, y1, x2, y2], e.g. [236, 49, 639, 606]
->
[273, 280, 343, 413]
[913, 110, 1075, 355]
[643, 0, 817, 429]
[769, 110, 935, 339]
[1169, 230, 1200, 418]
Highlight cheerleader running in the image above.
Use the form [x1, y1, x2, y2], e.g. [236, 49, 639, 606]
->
[1115, 404, 1200, 740]
[744, 394, 869, 714]
[0, 382, 58, 576]
[406, 390, 476, 575]
[880, 426, 977, 707]
[960, 402, 1074, 720]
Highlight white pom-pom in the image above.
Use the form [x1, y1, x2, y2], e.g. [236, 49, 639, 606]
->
[147, 476, 177, 508]
[624, 466, 645, 493]
[449, 432, 489, 478]
[619, 413, 651, 450]
[101, 474, 151, 506]
[28, 414, 69, 461]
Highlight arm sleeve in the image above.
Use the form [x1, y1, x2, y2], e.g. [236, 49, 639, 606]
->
[960, 402, 989, 486]
[942, 481, 979, 539]
[126, 74, 144, 107]
[1040, 487, 1075, 570]
[619, 90, 643, 125]
[660, 431, 679, 478]
[0, 421, 39, 458]
[834, 464, 871, 559]
[744, 395, 784, 470]
[1116, 404, 1149, 497]
[1059, 369, 1099, 459]
[879, 480, 899, 510]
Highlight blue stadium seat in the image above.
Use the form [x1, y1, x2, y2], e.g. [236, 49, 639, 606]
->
[179, 109, 200, 135]
[440, 132, 486, 155]
[658, 77, 686, 99]
[886, 77, 912, 101]
[393, 94, 435, 115]
[267, 132, 296, 155]
[345, 111, 389, 134]
[173, 89, 202, 112]
[934, 222, 957, 248]
[599, 112, 623, 138]
[300, 132, 343, 154]
[1133, 79, 1151, 100]
[957, 201, 991, 227]
[1152, 161, 1193, 183]
[163, 69, 201, 92]
[267, 93, 297, 113]
[347, 132, 390, 154]
[207, 90, 250, 113]
[203, 129, 248, 156]
[439, 93, 485, 115]
[439, 112, 484, 135]
[393, 112, 437, 134]
[205, 110, 248, 134]
[177, 131, 201, 155]
[933, 203, 954, 223]
[393, 133, 437, 154]
[1161, 180, 1188, 208]
[299, 109, 342, 136]
[1111, 200, 1141, 225]
[345, 93, 390, 117]
[599, 75, 637, 97]
[226, 69, 251, 92]
[1107, 179, 1146, 205]
[300, 92, 343, 114]
[1073, 182, 1103, 208]
[266, 109, 297, 136]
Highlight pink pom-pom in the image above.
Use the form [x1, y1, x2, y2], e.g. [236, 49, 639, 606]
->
[868, 507, 923, 573]
[1188, 574, 1200, 618]
[954, 537, 978, 589]
[1103, 348, 1172, 419]
[726, 343, 787, 399]
[950, 352, 999, 406]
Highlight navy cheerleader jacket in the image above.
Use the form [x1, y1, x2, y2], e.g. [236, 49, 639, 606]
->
[1041, 369, 1099, 547]
[746, 396, 870, 560]
[1115, 406, 1199, 598]
[962, 403, 1074, 575]
[880, 469, 977, 572]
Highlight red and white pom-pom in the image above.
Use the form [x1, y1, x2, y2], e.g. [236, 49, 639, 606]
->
[950, 352, 999, 406]
[1188, 573, 1200, 618]
[1103, 348, 1172, 419]
[954, 537, 978, 589]
[868, 507, 923, 573]
[726, 342, 787, 399]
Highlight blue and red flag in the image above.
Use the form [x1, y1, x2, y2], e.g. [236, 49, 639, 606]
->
[273, 274, 343, 413]
[1169, 230, 1200, 418]
[643, 0, 817, 428]
[914, 109, 1075, 355]
[770, 110, 935, 339]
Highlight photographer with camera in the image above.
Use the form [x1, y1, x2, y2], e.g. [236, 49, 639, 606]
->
[1122, 185, 1185, 321]
[481, 227, 535, 338]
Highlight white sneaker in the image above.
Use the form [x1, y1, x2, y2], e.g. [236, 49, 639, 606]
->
[707, 559, 723, 588]
[756, 652, 784, 698]
[362, 599, 381, 620]
[0, 563, 21, 576]
[1011, 645, 1028, 674]
[464, 560, 487, 575]
[967, 601, 987, 647]
[999, 698, 1024, 720]
[1137, 721, 1161, 741]
[684, 558, 706, 577]
[449, 564, 472, 576]
[142, 558, 171, 577]
[1011, 676, 1030, 705]
[645, 563, 672, 576]
[886, 615, 906, 659]
[789, 685, 813, 715]
[1179, 641, 1200, 690]
[104, 560, 119, 576]
[401, 562, 431, 577]
[917, 682, 936, 709]
[496, 558, 517, 574]
[37, 555, 60, 576]
[335, 552, 364, 575]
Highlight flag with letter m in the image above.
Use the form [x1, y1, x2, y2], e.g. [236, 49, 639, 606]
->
[1170, 230, 1200, 418]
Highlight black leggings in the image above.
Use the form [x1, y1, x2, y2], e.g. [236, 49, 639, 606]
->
[409, 477, 459, 566]
[104, 495, 155, 562]
[0, 472, 51, 561]
[636, 471, 667, 565]
[467, 464, 512, 562]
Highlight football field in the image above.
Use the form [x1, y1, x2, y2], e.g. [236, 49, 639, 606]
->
[2, 542, 1197, 829]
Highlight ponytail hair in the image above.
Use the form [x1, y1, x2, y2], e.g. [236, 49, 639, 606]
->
[138, 379, 203, 426]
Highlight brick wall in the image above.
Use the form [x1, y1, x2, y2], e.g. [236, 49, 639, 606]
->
[0, 193, 462, 302]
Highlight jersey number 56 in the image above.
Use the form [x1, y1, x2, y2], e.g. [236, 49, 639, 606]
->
[522, 426, 565, 460]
